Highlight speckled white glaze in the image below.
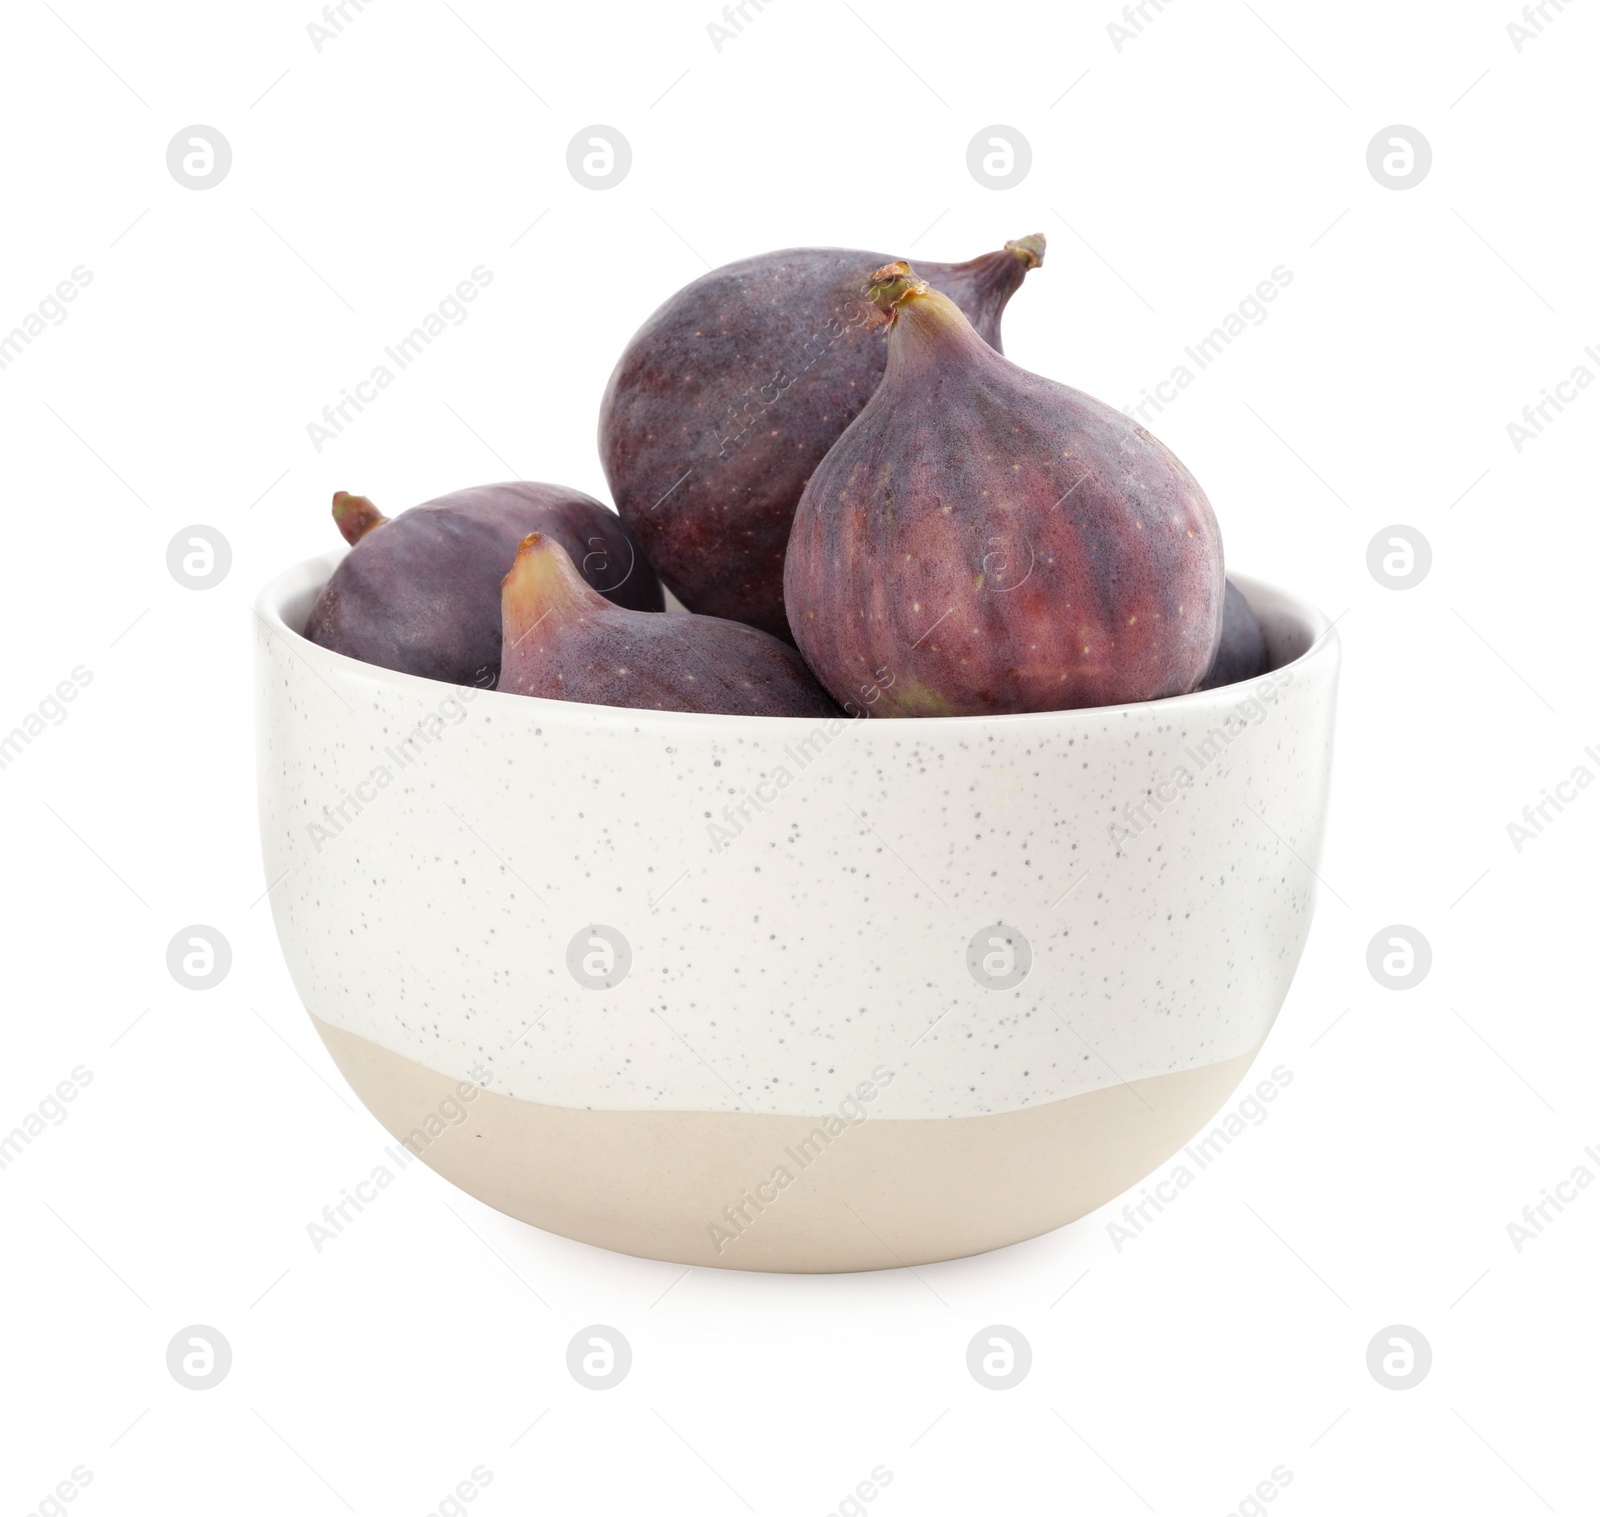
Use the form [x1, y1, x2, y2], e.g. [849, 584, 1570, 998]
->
[256, 553, 1338, 1121]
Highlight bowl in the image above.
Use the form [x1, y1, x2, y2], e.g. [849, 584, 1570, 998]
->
[255, 554, 1339, 1272]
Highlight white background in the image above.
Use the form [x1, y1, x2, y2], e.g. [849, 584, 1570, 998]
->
[2, 0, 1596, 1512]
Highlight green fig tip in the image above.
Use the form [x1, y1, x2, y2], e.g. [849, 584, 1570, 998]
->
[867, 261, 930, 317]
[503, 530, 594, 610]
[504, 531, 546, 586]
[1006, 233, 1046, 268]
[332, 491, 388, 546]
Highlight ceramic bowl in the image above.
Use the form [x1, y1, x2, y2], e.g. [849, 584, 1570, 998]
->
[255, 553, 1339, 1272]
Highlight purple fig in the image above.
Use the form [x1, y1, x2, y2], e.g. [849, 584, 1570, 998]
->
[598, 235, 1046, 642]
[499, 533, 839, 718]
[304, 482, 662, 687]
[784, 263, 1225, 717]
[1197, 580, 1269, 690]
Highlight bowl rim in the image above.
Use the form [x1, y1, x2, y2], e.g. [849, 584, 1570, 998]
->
[254, 550, 1339, 732]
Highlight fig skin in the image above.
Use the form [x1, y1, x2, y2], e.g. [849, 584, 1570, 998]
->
[783, 264, 1225, 717]
[500, 533, 841, 718]
[598, 236, 1045, 642]
[1197, 580, 1269, 690]
[304, 482, 662, 688]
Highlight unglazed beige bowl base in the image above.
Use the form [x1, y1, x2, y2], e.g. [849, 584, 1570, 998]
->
[313, 1016, 1263, 1273]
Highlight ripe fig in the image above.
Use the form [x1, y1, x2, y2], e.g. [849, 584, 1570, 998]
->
[499, 534, 839, 717]
[304, 482, 662, 687]
[599, 235, 1046, 641]
[1197, 580, 1269, 690]
[784, 263, 1225, 717]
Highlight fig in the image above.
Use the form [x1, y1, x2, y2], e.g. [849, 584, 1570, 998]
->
[783, 263, 1225, 717]
[499, 534, 839, 717]
[1197, 580, 1269, 690]
[598, 235, 1046, 641]
[304, 482, 662, 687]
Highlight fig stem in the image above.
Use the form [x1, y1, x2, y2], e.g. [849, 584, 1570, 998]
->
[332, 491, 388, 546]
[1005, 233, 1046, 268]
[866, 263, 978, 354]
[867, 261, 930, 318]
